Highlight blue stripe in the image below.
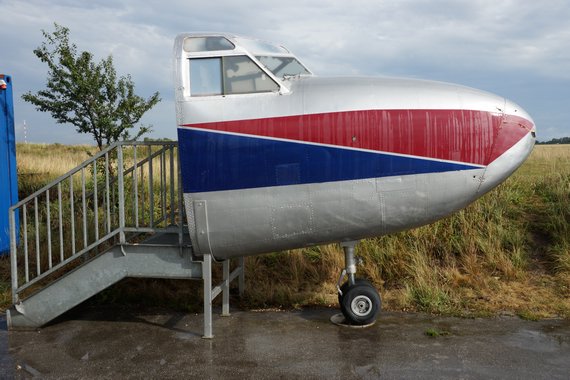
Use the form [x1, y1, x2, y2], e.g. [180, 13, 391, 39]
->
[178, 128, 481, 193]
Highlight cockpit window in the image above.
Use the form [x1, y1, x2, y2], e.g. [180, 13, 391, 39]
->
[183, 37, 235, 52]
[190, 57, 223, 96]
[223, 56, 279, 94]
[256, 56, 311, 79]
[189, 55, 279, 96]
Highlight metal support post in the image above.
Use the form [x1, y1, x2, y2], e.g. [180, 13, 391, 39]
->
[222, 260, 230, 317]
[202, 253, 213, 339]
[9, 209, 18, 302]
[117, 145, 126, 244]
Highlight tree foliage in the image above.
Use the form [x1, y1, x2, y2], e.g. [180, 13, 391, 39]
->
[537, 137, 570, 145]
[23, 24, 161, 150]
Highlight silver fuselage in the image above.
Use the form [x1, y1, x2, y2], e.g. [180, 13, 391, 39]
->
[174, 33, 535, 260]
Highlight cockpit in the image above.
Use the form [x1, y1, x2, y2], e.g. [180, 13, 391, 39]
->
[177, 34, 312, 97]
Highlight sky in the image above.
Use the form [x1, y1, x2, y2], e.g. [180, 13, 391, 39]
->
[1, 0, 569, 144]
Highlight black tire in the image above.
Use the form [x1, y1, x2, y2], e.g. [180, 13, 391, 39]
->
[340, 281, 381, 325]
[338, 278, 370, 315]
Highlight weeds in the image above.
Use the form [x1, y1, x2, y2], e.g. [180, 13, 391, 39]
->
[425, 327, 450, 337]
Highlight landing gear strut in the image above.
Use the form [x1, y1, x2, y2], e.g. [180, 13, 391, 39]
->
[337, 241, 381, 325]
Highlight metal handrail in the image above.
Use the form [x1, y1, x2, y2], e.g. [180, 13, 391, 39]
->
[10, 141, 184, 303]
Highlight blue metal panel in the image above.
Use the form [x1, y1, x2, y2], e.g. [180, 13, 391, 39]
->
[178, 128, 480, 193]
[0, 75, 19, 255]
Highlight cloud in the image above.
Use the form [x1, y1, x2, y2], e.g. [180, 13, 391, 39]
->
[1, 0, 568, 142]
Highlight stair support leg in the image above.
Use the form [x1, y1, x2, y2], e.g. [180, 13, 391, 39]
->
[222, 260, 230, 317]
[203, 253, 213, 339]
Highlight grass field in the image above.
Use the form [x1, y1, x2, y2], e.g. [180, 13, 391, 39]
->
[1, 143, 569, 319]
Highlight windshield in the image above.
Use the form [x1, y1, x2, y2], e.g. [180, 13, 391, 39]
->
[235, 38, 288, 54]
[256, 56, 311, 79]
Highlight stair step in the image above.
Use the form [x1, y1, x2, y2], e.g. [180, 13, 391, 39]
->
[7, 243, 201, 330]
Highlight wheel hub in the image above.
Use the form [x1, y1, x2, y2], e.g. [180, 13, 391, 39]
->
[351, 295, 372, 316]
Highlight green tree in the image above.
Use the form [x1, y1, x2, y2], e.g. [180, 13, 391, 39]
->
[23, 23, 160, 150]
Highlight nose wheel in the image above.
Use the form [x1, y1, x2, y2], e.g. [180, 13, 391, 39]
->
[337, 241, 381, 325]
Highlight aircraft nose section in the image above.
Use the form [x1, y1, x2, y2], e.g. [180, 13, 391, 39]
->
[504, 99, 536, 140]
[477, 99, 536, 195]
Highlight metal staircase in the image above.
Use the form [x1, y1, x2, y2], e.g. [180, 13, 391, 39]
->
[7, 141, 243, 338]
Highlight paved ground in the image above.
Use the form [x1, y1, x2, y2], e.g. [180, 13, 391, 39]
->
[1, 307, 570, 379]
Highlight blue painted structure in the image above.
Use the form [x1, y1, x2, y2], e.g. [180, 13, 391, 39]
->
[0, 74, 19, 255]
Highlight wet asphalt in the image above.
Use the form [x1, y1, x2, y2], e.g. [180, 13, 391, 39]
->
[1, 307, 570, 379]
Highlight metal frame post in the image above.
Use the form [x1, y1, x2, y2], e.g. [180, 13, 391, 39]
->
[117, 146, 126, 244]
[202, 253, 213, 339]
[9, 208, 18, 302]
[222, 260, 230, 316]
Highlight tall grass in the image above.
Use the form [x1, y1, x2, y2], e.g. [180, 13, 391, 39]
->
[16, 143, 97, 195]
[2, 143, 569, 319]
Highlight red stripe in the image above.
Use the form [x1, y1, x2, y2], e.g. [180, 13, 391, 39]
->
[181, 110, 532, 165]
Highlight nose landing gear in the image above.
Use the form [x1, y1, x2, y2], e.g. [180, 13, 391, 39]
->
[336, 241, 381, 326]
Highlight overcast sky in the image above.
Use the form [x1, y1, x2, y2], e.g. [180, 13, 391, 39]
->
[2, 0, 569, 144]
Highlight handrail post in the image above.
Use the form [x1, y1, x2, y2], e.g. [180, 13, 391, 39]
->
[118, 144, 126, 244]
[9, 207, 18, 302]
[177, 145, 184, 250]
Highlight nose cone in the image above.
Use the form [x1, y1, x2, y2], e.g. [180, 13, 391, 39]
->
[477, 99, 535, 195]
